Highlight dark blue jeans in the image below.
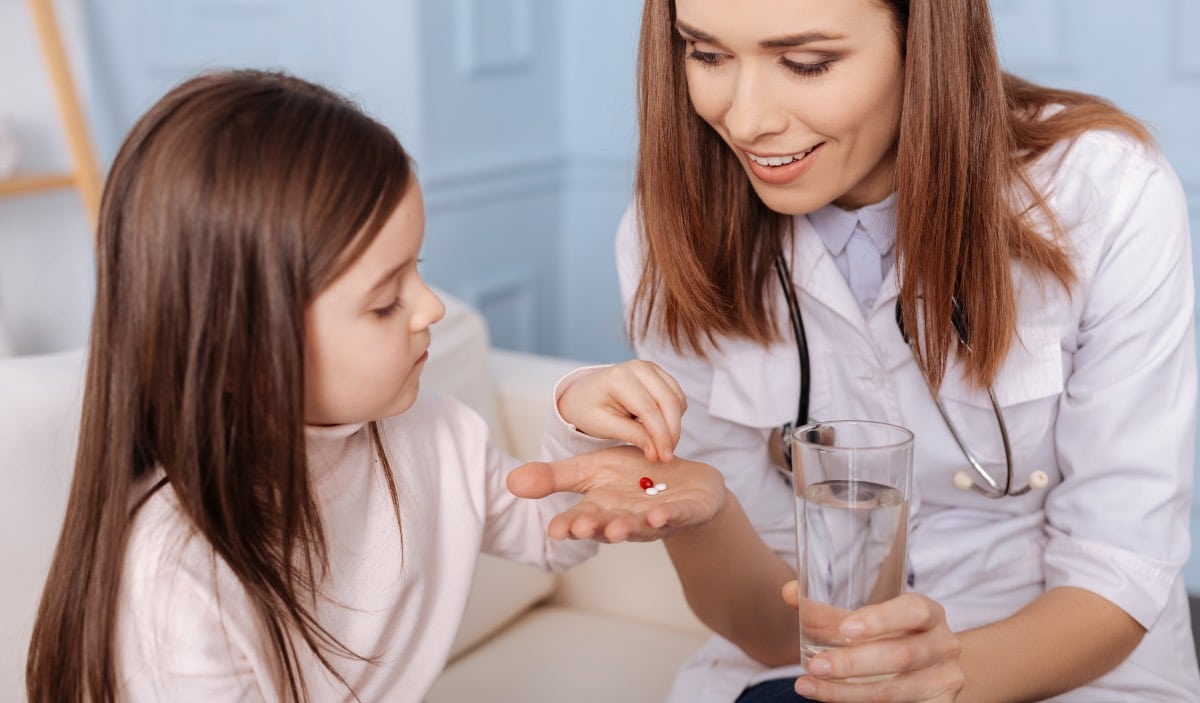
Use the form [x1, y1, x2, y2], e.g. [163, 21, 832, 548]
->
[736, 677, 818, 703]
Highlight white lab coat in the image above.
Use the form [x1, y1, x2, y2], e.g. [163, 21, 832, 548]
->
[617, 129, 1200, 702]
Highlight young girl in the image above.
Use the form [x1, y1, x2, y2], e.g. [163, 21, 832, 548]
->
[618, 0, 1199, 701]
[25, 69, 725, 702]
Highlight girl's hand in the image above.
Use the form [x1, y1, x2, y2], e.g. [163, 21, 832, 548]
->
[507, 445, 725, 542]
[782, 581, 966, 702]
[557, 361, 687, 462]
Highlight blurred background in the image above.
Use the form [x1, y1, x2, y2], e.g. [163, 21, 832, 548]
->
[1, 0, 1199, 583]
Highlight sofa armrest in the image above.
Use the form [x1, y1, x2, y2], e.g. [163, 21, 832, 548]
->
[0, 348, 87, 699]
[552, 541, 710, 637]
[488, 348, 583, 461]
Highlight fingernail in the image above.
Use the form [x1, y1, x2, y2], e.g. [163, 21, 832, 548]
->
[841, 619, 865, 637]
[808, 658, 831, 675]
[795, 679, 816, 696]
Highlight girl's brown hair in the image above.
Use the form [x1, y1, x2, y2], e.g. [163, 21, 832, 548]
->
[26, 70, 410, 702]
[632, 0, 1150, 389]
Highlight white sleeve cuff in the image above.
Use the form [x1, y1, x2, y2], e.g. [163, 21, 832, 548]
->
[1043, 534, 1182, 629]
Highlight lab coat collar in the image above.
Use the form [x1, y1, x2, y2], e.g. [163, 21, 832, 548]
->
[787, 215, 901, 330]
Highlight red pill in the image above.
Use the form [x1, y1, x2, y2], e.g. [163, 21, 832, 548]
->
[639, 476, 654, 490]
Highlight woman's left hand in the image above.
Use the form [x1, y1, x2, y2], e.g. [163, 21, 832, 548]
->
[507, 445, 726, 542]
[783, 581, 966, 702]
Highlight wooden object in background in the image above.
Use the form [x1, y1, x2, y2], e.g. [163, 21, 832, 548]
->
[0, 0, 102, 232]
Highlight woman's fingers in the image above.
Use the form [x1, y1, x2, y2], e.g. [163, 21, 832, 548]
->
[838, 593, 947, 642]
[793, 593, 964, 702]
[795, 659, 964, 703]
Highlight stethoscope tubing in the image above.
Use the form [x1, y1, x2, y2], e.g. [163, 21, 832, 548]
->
[773, 251, 1038, 499]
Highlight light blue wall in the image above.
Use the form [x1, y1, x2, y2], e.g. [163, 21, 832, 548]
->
[558, 2, 642, 363]
[29, 0, 1200, 589]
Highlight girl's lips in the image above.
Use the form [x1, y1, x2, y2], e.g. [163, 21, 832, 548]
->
[743, 143, 824, 186]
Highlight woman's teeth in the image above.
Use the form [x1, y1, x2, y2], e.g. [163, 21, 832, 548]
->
[747, 145, 817, 167]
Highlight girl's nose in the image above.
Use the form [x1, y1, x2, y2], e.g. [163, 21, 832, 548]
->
[414, 279, 445, 330]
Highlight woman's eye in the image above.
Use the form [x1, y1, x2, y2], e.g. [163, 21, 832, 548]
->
[685, 42, 724, 67]
[373, 297, 402, 319]
[781, 57, 833, 78]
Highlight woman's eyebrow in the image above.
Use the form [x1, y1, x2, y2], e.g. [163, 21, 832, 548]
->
[675, 19, 843, 48]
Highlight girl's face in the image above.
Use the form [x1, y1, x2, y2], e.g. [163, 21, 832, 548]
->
[304, 178, 445, 426]
[676, 0, 903, 213]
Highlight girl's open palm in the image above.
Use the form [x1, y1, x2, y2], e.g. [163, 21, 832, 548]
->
[508, 445, 726, 543]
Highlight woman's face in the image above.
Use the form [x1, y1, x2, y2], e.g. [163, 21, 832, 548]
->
[676, 0, 904, 213]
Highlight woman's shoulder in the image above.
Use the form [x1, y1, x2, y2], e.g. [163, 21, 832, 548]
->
[1028, 126, 1186, 245]
[1033, 126, 1176, 199]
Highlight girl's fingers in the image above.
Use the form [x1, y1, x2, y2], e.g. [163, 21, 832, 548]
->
[608, 375, 676, 461]
[629, 362, 687, 455]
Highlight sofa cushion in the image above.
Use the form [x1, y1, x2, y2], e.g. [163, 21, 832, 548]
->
[428, 606, 708, 703]
[447, 554, 557, 661]
[552, 541, 709, 637]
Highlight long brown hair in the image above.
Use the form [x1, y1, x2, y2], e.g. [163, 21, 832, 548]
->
[26, 70, 410, 702]
[632, 0, 1150, 389]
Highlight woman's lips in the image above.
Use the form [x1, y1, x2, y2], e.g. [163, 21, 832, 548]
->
[743, 143, 824, 186]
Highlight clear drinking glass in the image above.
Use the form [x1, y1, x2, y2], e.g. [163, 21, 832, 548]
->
[790, 420, 914, 669]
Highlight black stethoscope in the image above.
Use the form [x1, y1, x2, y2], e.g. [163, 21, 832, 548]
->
[773, 251, 1048, 498]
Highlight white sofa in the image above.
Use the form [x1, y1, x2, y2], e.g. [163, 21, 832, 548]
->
[0, 291, 709, 702]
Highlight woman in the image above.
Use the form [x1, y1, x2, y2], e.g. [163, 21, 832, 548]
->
[623, 0, 1200, 701]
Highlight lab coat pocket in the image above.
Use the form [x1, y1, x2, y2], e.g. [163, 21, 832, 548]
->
[936, 325, 1063, 465]
[707, 342, 829, 429]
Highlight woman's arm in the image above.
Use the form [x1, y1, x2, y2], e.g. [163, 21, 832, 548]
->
[663, 490, 801, 665]
[955, 587, 1143, 702]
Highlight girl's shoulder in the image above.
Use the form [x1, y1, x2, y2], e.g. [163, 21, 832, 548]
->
[123, 476, 235, 599]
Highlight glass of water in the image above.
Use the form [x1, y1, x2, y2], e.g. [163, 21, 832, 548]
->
[790, 420, 913, 669]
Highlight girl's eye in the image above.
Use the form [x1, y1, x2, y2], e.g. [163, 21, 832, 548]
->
[781, 57, 833, 78]
[373, 297, 402, 319]
[685, 42, 724, 67]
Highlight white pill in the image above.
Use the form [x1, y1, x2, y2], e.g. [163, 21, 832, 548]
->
[645, 487, 659, 496]
[655, 483, 667, 491]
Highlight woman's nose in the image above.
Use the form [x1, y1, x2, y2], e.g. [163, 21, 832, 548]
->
[722, 67, 788, 144]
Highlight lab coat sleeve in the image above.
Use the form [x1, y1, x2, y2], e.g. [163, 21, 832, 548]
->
[615, 205, 798, 561]
[1044, 146, 1197, 630]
